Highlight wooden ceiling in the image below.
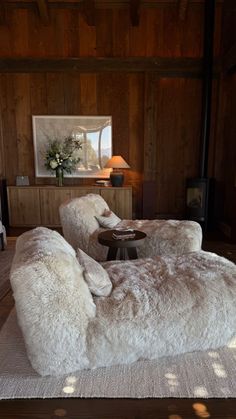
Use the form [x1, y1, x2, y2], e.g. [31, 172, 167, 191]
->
[0, 0, 225, 28]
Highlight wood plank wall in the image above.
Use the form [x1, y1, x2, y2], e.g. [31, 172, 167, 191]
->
[0, 2, 223, 219]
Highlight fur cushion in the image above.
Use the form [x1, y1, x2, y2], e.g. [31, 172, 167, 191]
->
[10, 227, 96, 376]
[10, 227, 236, 376]
[59, 194, 202, 262]
[96, 210, 121, 229]
[77, 249, 112, 296]
[59, 194, 109, 253]
[87, 252, 236, 369]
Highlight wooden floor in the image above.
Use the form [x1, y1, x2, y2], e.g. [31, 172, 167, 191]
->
[0, 233, 236, 418]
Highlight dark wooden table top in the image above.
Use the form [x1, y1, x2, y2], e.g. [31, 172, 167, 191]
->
[98, 229, 146, 248]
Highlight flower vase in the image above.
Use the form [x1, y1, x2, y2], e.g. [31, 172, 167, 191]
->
[56, 167, 64, 187]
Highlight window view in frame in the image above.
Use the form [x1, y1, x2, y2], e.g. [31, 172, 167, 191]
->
[32, 115, 112, 178]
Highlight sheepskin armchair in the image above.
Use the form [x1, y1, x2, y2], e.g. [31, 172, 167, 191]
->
[10, 227, 236, 377]
[59, 193, 202, 261]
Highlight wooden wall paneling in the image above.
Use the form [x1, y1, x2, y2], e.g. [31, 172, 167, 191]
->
[129, 8, 147, 56]
[155, 78, 201, 218]
[30, 73, 48, 115]
[64, 72, 81, 115]
[51, 8, 66, 56]
[178, 0, 189, 21]
[128, 73, 144, 218]
[97, 72, 113, 142]
[207, 78, 220, 178]
[143, 73, 158, 218]
[181, 78, 201, 182]
[156, 77, 178, 216]
[0, 13, 11, 56]
[46, 73, 65, 114]
[112, 9, 130, 57]
[10, 8, 28, 56]
[96, 9, 113, 57]
[0, 1, 7, 26]
[80, 73, 97, 114]
[28, 7, 54, 56]
[64, 10, 80, 57]
[212, 77, 227, 182]
[78, 12, 96, 56]
[143, 72, 157, 183]
[0, 88, 5, 178]
[36, 0, 50, 26]
[30, 73, 48, 183]
[163, 6, 181, 57]
[221, 0, 236, 56]
[40, 188, 72, 225]
[213, 4, 223, 57]
[222, 74, 236, 229]
[14, 74, 34, 182]
[0, 75, 18, 185]
[7, 187, 41, 226]
[211, 76, 227, 224]
[181, 3, 203, 57]
[0, 114, 5, 179]
[145, 8, 163, 56]
[108, 73, 129, 160]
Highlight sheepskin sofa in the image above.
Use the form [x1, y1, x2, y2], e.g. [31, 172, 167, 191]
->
[59, 194, 202, 261]
[10, 227, 236, 377]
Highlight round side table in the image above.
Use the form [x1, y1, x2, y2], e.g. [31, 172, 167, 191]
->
[98, 229, 146, 261]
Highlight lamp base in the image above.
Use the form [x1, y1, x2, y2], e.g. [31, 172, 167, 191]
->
[110, 172, 124, 187]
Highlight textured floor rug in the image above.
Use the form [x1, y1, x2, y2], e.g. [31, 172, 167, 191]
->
[0, 309, 236, 399]
[0, 241, 15, 301]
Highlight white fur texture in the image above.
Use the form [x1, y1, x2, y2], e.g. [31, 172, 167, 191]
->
[10, 227, 236, 376]
[10, 227, 96, 376]
[59, 194, 202, 261]
[77, 248, 112, 296]
[59, 194, 109, 256]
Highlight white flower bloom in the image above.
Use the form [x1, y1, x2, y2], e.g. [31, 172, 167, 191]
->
[56, 153, 59, 158]
[50, 160, 58, 169]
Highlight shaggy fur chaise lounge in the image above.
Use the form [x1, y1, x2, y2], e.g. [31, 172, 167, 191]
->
[59, 194, 202, 261]
[10, 227, 236, 377]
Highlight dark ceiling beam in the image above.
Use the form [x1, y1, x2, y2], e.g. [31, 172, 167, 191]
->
[80, 0, 95, 26]
[2, 1, 225, 10]
[178, 0, 188, 21]
[0, 1, 7, 25]
[130, 0, 140, 26]
[0, 57, 220, 77]
[36, 0, 50, 25]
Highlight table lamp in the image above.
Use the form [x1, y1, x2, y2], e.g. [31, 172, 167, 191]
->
[105, 155, 130, 187]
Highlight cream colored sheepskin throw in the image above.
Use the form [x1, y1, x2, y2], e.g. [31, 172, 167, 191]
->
[59, 194, 109, 256]
[10, 227, 96, 376]
[77, 248, 112, 296]
[10, 227, 236, 376]
[59, 194, 202, 261]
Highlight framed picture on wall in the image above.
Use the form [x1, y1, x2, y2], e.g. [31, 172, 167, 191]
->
[32, 115, 112, 178]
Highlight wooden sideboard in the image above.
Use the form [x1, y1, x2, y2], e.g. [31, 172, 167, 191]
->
[7, 186, 132, 227]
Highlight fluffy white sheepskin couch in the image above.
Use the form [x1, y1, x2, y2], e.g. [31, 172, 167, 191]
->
[59, 194, 202, 261]
[10, 227, 236, 377]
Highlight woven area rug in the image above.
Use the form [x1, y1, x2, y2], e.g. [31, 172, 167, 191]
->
[0, 240, 15, 301]
[0, 309, 236, 399]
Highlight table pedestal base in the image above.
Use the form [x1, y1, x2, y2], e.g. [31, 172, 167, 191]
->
[107, 246, 138, 261]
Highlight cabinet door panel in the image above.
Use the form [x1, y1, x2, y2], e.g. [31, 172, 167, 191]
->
[70, 188, 100, 199]
[40, 189, 72, 226]
[101, 188, 132, 219]
[8, 188, 41, 226]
